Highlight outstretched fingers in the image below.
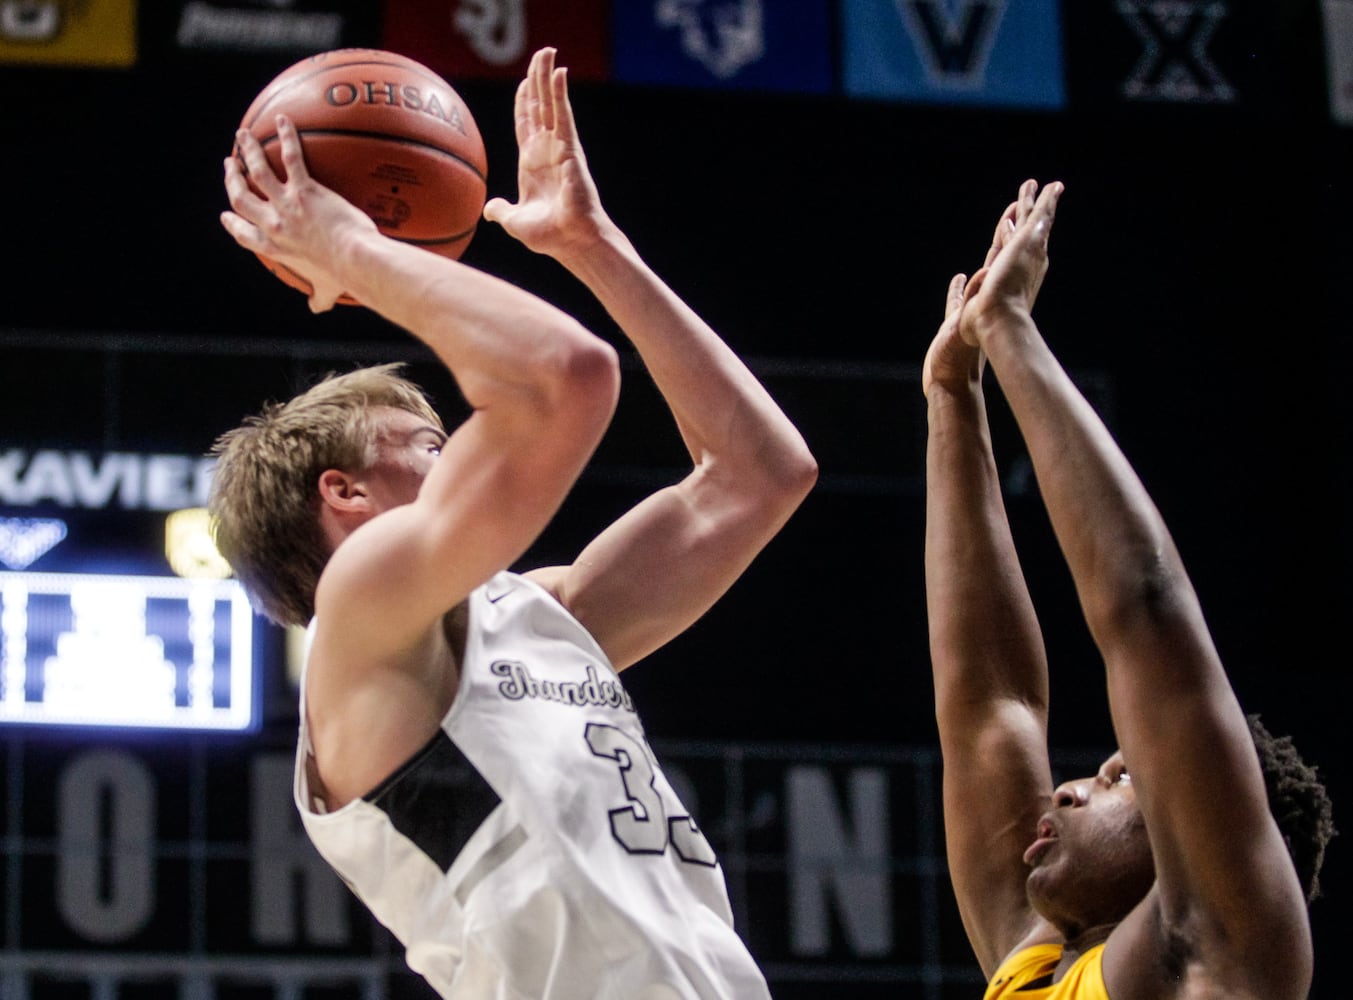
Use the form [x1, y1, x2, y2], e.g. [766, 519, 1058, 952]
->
[223, 117, 311, 252]
[962, 266, 989, 308]
[985, 200, 1019, 268]
[274, 115, 312, 185]
[1029, 181, 1064, 246]
[221, 155, 270, 251]
[1014, 178, 1038, 227]
[550, 65, 577, 145]
[527, 47, 556, 132]
[989, 179, 1065, 264]
[222, 154, 265, 217]
[232, 128, 282, 201]
[922, 271, 983, 398]
[945, 272, 968, 320]
[510, 77, 532, 149]
[219, 210, 260, 253]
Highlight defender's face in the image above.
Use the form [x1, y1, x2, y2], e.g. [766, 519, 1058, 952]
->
[1024, 751, 1156, 933]
[361, 406, 446, 513]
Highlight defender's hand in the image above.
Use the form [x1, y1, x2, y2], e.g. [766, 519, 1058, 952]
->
[923, 273, 986, 399]
[960, 179, 1063, 346]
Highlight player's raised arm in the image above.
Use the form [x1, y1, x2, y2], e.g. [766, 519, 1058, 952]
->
[223, 115, 618, 642]
[211, 48, 781, 1000]
[220, 110, 620, 803]
[486, 47, 816, 669]
[960, 180, 1314, 998]
[923, 196, 1058, 977]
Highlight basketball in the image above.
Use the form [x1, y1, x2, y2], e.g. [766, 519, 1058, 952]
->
[235, 48, 488, 304]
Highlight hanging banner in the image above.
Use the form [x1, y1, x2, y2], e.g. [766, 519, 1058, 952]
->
[842, 0, 1065, 109]
[1324, 0, 1353, 124]
[382, 0, 610, 81]
[138, 2, 379, 64]
[1063, 0, 1250, 108]
[0, 0, 136, 67]
[612, 0, 833, 94]
[1113, 0, 1235, 103]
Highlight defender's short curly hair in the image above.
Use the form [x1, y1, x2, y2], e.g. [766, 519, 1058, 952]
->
[207, 364, 442, 627]
[1248, 714, 1336, 903]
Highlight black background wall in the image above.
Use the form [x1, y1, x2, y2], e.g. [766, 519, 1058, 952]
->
[1, 3, 1349, 996]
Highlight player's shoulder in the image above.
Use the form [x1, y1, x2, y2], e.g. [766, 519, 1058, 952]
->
[1102, 893, 1309, 1000]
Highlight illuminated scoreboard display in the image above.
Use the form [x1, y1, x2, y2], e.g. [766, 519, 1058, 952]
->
[0, 447, 262, 733]
[0, 570, 256, 731]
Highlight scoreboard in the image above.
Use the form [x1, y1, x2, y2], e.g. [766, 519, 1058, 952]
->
[0, 447, 262, 734]
[0, 570, 256, 732]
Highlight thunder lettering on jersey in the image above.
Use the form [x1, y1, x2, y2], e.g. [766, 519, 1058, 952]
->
[294, 571, 769, 1000]
[490, 660, 636, 712]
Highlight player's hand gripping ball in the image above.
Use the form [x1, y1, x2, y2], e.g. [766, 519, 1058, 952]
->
[235, 48, 487, 303]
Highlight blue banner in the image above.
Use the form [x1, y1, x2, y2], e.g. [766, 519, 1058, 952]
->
[843, 0, 1066, 109]
[613, 0, 833, 94]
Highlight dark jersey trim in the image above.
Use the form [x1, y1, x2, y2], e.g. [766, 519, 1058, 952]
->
[364, 729, 501, 873]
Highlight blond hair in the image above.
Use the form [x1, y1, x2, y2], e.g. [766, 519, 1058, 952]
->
[208, 364, 443, 626]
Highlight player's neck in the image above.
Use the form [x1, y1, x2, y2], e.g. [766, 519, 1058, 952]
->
[1055, 921, 1114, 980]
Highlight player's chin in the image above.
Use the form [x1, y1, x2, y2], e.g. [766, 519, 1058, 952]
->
[1023, 853, 1065, 909]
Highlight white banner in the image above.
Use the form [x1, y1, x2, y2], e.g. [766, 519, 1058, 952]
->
[0, 449, 214, 511]
[1324, 0, 1353, 124]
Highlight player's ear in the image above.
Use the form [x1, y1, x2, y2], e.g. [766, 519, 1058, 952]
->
[316, 468, 369, 513]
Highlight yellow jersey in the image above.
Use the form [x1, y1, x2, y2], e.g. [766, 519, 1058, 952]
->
[983, 944, 1109, 1000]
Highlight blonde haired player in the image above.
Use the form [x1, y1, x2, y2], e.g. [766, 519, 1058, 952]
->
[214, 47, 815, 999]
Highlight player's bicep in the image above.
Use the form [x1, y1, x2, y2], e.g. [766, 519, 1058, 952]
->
[1106, 639, 1305, 942]
[546, 475, 779, 670]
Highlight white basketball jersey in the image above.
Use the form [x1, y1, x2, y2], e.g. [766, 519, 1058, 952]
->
[294, 571, 771, 1000]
